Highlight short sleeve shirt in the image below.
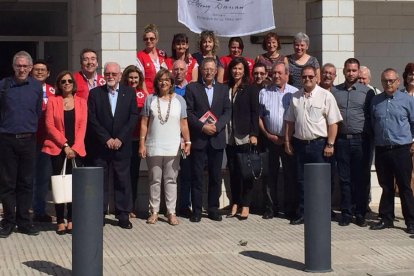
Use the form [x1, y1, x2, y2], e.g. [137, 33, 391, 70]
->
[284, 85, 342, 140]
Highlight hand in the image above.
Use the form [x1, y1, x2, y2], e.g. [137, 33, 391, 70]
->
[323, 146, 334, 157]
[249, 136, 258, 145]
[202, 123, 216, 136]
[113, 138, 123, 150]
[284, 142, 294, 155]
[183, 143, 191, 156]
[139, 144, 147, 159]
[106, 138, 115, 149]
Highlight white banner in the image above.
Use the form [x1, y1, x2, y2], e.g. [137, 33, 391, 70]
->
[178, 0, 275, 37]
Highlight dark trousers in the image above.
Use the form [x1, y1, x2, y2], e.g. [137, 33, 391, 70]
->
[335, 135, 371, 217]
[293, 137, 328, 216]
[178, 156, 192, 210]
[0, 133, 36, 227]
[130, 140, 141, 209]
[32, 145, 52, 216]
[51, 153, 82, 224]
[190, 144, 223, 215]
[262, 141, 297, 217]
[93, 156, 133, 221]
[226, 144, 255, 208]
[375, 145, 414, 226]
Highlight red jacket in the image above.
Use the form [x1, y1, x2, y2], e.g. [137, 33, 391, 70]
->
[73, 71, 106, 100]
[42, 95, 88, 157]
[36, 83, 56, 145]
[137, 49, 166, 93]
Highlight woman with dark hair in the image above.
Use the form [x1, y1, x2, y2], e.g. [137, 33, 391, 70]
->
[136, 23, 167, 94]
[121, 65, 148, 218]
[139, 68, 191, 225]
[225, 57, 260, 220]
[165, 33, 198, 83]
[220, 37, 254, 83]
[192, 30, 224, 83]
[402, 63, 414, 96]
[255, 32, 288, 75]
[42, 71, 87, 235]
[287, 32, 320, 89]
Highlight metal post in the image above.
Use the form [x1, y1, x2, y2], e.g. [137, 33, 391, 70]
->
[304, 163, 332, 272]
[72, 167, 103, 276]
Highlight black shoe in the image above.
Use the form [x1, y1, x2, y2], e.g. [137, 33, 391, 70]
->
[238, 215, 248, 221]
[355, 216, 367, 227]
[118, 219, 133, 229]
[262, 211, 274, 220]
[331, 210, 337, 219]
[208, 212, 222, 221]
[178, 208, 192, 218]
[406, 224, 414, 234]
[33, 214, 53, 223]
[190, 213, 201, 223]
[370, 220, 394, 230]
[18, 224, 40, 236]
[339, 216, 352, 226]
[0, 223, 15, 238]
[226, 213, 237, 218]
[290, 216, 304, 225]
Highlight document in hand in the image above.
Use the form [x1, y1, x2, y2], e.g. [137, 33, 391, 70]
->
[199, 110, 217, 124]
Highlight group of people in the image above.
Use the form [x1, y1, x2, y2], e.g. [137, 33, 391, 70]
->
[1, 24, 414, 239]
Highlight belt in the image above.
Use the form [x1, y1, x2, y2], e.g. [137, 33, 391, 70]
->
[294, 137, 326, 144]
[376, 144, 411, 150]
[0, 133, 34, 139]
[337, 133, 362, 139]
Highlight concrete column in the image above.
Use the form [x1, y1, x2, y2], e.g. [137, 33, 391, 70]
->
[306, 0, 354, 84]
[99, 0, 137, 69]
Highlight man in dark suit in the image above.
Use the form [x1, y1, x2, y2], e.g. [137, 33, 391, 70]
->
[87, 62, 139, 229]
[185, 57, 231, 222]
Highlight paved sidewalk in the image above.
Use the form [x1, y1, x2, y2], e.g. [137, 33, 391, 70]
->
[0, 207, 414, 276]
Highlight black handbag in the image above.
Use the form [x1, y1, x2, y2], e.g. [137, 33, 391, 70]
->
[236, 146, 269, 181]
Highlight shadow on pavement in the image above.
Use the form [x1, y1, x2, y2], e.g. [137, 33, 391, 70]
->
[23, 260, 71, 275]
[240, 250, 304, 271]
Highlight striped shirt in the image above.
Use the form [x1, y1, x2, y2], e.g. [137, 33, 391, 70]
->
[259, 83, 298, 136]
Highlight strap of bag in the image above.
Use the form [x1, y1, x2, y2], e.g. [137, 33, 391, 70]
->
[60, 157, 78, 176]
[247, 145, 263, 180]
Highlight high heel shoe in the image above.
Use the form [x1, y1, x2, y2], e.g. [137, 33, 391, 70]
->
[239, 207, 249, 220]
[66, 222, 73, 234]
[56, 223, 66, 235]
[226, 204, 238, 218]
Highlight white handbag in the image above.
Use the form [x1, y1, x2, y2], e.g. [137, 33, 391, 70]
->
[51, 157, 77, 204]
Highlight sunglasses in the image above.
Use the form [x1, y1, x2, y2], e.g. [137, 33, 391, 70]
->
[60, 79, 73, 84]
[302, 75, 315, 80]
[144, 37, 156, 42]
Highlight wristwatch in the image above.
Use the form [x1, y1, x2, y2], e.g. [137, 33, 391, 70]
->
[326, 142, 334, 148]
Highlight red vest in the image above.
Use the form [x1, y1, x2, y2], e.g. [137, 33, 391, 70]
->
[73, 71, 106, 100]
[137, 49, 166, 93]
[165, 56, 198, 83]
[220, 55, 254, 83]
[37, 83, 56, 144]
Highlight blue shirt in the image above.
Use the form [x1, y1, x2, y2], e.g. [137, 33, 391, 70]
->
[107, 84, 119, 116]
[0, 76, 42, 134]
[259, 83, 297, 136]
[174, 83, 187, 96]
[203, 80, 215, 107]
[371, 90, 414, 146]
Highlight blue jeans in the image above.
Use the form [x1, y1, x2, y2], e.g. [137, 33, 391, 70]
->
[335, 135, 371, 217]
[293, 137, 328, 216]
[32, 145, 52, 215]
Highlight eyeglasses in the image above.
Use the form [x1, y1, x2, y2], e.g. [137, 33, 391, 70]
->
[144, 37, 156, 42]
[302, 75, 315, 80]
[104, 72, 119, 77]
[253, 72, 266, 76]
[14, 64, 31, 69]
[381, 79, 398, 84]
[60, 79, 73, 84]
